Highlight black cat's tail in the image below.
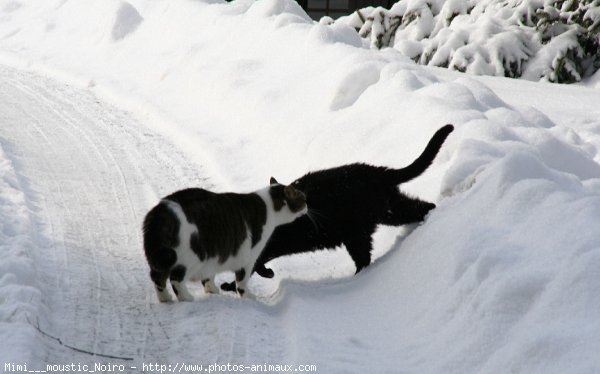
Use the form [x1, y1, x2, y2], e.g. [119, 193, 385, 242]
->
[142, 202, 178, 272]
[388, 124, 454, 184]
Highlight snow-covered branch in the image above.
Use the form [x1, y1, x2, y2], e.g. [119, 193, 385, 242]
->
[337, 0, 600, 83]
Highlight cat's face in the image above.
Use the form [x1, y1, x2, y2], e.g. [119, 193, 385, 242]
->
[269, 177, 307, 214]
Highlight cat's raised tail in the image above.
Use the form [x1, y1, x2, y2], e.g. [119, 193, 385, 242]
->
[388, 124, 454, 184]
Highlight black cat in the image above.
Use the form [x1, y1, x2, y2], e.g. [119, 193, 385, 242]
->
[221, 124, 453, 291]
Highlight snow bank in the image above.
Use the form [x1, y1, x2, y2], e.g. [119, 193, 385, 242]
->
[1, 0, 600, 372]
[272, 75, 600, 372]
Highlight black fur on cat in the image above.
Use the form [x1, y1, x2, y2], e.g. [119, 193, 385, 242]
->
[221, 124, 453, 292]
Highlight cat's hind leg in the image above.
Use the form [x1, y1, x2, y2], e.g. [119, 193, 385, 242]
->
[150, 269, 173, 303]
[383, 193, 436, 225]
[170, 265, 194, 302]
[344, 235, 373, 274]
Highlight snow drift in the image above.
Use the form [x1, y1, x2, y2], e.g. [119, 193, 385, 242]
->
[1, 0, 600, 372]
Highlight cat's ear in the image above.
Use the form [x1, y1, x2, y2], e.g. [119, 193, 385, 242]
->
[270, 177, 278, 185]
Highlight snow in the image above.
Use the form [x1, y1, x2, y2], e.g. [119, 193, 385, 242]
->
[1, 0, 600, 372]
[0, 143, 43, 366]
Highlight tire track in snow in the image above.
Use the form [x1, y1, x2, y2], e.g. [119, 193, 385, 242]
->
[0, 65, 212, 365]
[0, 65, 294, 369]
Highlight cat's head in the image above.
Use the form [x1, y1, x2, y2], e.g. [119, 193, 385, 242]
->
[269, 177, 307, 218]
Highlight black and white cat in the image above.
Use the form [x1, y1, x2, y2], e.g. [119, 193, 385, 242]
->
[221, 124, 453, 292]
[143, 181, 307, 302]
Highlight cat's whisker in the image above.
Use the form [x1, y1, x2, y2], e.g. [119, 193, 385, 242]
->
[306, 211, 320, 230]
[306, 208, 327, 230]
[308, 208, 327, 220]
[309, 208, 327, 219]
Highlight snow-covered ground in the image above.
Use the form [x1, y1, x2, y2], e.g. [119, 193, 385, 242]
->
[1, 0, 600, 372]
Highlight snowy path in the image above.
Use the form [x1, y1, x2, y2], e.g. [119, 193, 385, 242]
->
[4, 0, 600, 370]
[0, 65, 292, 370]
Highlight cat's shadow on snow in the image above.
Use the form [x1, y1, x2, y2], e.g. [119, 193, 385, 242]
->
[148, 220, 431, 313]
[189, 223, 422, 307]
[263, 223, 420, 302]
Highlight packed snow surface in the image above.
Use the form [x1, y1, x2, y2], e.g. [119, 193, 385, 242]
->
[1, 0, 600, 373]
